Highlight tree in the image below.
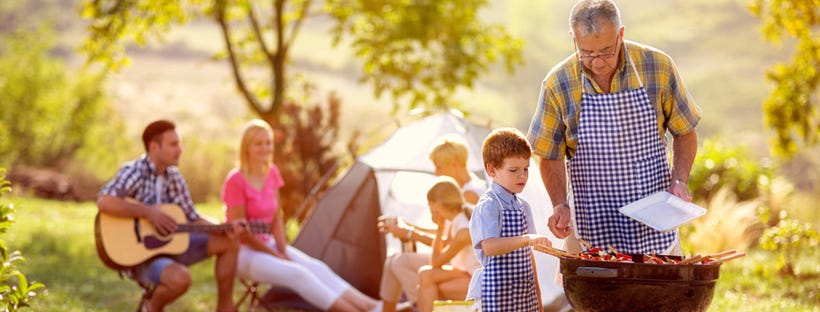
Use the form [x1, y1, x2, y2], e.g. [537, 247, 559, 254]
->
[750, 0, 820, 157]
[325, 0, 523, 110]
[81, 0, 523, 219]
[81, 0, 522, 120]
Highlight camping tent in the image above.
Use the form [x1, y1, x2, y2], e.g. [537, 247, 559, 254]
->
[291, 110, 563, 304]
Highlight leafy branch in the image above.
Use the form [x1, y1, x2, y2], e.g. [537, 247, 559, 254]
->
[0, 170, 46, 310]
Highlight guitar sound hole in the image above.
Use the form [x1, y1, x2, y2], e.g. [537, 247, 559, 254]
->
[144, 235, 171, 249]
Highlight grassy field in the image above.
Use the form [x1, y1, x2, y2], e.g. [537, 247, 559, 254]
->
[3, 196, 819, 311]
[4, 197, 230, 311]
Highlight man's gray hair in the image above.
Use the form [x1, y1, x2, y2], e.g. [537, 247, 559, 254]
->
[569, 0, 622, 37]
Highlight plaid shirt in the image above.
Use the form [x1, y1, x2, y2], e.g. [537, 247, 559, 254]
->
[99, 155, 200, 221]
[527, 40, 702, 160]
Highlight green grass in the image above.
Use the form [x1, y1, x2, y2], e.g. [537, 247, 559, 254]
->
[3, 196, 819, 311]
[711, 250, 820, 311]
[1, 197, 287, 311]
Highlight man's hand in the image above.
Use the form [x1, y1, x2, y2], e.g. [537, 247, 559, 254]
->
[669, 179, 693, 202]
[547, 203, 573, 239]
[224, 220, 247, 240]
[146, 205, 178, 236]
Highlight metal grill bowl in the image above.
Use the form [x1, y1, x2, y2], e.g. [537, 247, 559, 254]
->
[560, 255, 720, 312]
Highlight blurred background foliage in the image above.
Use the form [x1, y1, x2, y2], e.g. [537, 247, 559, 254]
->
[78, 0, 524, 219]
[0, 26, 130, 200]
[750, 0, 820, 158]
[689, 138, 774, 204]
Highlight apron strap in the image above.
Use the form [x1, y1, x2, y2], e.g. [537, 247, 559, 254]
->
[626, 44, 644, 88]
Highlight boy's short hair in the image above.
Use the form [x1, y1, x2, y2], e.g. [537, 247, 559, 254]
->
[429, 134, 469, 167]
[481, 128, 532, 170]
[142, 120, 176, 152]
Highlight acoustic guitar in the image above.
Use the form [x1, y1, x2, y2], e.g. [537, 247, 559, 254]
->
[94, 202, 270, 270]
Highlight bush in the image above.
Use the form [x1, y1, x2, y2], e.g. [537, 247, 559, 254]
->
[0, 27, 130, 199]
[271, 91, 346, 222]
[683, 138, 783, 254]
[0, 169, 45, 310]
[177, 137, 235, 204]
[682, 187, 762, 254]
[759, 211, 819, 276]
[689, 138, 773, 204]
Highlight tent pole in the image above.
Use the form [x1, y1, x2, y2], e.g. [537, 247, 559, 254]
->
[293, 159, 342, 221]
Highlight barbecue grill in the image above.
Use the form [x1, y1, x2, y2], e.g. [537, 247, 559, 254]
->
[559, 254, 720, 312]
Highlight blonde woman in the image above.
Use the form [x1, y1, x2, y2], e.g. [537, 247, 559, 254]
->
[221, 119, 382, 312]
[428, 134, 486, 204]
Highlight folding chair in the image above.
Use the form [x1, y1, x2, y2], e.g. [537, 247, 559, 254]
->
[237, 279, 272, 312]
[116, 269, 154, 312]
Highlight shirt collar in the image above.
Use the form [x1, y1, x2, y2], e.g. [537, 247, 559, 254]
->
[139, 154, 159, 176]
[490, 182, 517, 207]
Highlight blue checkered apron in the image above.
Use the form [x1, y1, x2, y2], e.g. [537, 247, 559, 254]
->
[482, 191, 539, 311]
[567, 50, 676, 254]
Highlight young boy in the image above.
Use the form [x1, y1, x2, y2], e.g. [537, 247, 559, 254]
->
[467, 127, 550, 311]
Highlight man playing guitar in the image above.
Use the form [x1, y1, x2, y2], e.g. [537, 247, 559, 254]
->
[97, 119, 244, 312]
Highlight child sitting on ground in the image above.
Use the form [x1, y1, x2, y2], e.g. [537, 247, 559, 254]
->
[416, 176, 481, 312]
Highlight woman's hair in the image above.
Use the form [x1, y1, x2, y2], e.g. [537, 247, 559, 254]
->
[481, 127, 532, 170]
[429, 134, 469, 168]
[569, 0, 621, 37]
[238, 119, 273, 174]
[426, 176, 465, 215]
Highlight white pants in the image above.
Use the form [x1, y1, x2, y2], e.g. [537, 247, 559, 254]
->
[237, 243, 350, 310]
[379, 252, 429, 303]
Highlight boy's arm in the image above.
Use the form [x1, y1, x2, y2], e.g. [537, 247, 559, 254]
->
[479, 201, 551, 256]
[480, 236, 528, 256]
[480, 234, 549, 256]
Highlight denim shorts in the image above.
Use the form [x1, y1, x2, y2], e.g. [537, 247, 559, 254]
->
[135, 232, 210, 287]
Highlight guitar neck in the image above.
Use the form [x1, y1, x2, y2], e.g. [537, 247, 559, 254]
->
[176, 223, 232, 233]
[175, 221, 270, 234]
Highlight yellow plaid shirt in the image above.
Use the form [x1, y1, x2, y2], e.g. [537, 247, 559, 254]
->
[527, 40, 702, 160]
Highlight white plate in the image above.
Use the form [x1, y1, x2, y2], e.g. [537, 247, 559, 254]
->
[618, 191, 706, 232]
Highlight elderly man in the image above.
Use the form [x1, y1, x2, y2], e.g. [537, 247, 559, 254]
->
[527, 0, 702, 255]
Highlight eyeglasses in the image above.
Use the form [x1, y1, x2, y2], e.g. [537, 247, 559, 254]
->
[575, 36, 620, 62]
